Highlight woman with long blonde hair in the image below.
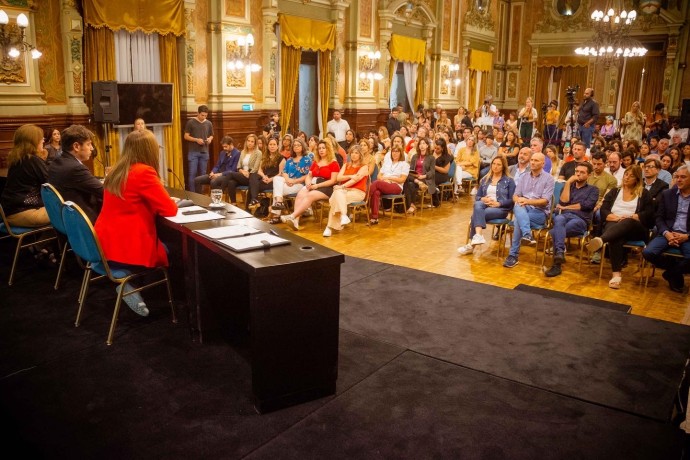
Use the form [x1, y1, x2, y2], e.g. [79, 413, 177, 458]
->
[94, 130, 178, 316]
[586, 164, 654, 289]
[224, 134, 261, 207]
[0, 124, 50, 227]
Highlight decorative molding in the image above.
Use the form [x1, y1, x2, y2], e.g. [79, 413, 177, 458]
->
[536, 1, 590, 34]
[464, 0, 494, 32]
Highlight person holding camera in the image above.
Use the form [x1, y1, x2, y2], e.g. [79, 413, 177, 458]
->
[577, 88, 599, 149]
[262, 112, 282, 140]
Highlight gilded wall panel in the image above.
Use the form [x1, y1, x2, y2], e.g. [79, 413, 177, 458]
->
[442, 0, 451, 51]
[225, 0, 245, 18]
[250, 1, 263, 102]
[509, 4, 521, 64]
[194, 0, 208, 103]
[360, 0, 372, 39]
[36, 0, 66, 104]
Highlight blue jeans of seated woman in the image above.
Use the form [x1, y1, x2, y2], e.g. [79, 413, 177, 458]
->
[470, 201, 509, 237]
[509, 204, 546, 257]
[187, 151, 209, 192]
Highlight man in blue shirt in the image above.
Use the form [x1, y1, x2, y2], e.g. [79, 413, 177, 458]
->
[544, 162, 599, 277]
[193, 135, 240, 193]
[642, 165, 690, 292]
[504, 152, 555, 268]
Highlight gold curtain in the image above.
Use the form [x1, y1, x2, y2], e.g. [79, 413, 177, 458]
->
[280, 43, 302, 136]
[479, 72, 488, 107]
[556, 66, 586, 115]
[468, 50, 493, 72]
[279, 15, 336, 51]
[389, 34, 426, 64]
[617, 58, 644, 116]
[414, 63, 425, 110]
[84, 25, 117, 177]
[468, 69, 477, 112]
[388, 59, 396, 98]
[534, 67, 552, 120]
[641, 56, 666, 117]
[83, 0, 184, 36]
[159, 34, 184, 186]
[319, 50, 331, 138]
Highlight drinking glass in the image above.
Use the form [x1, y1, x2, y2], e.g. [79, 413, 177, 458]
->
[210, 188, 223, 205]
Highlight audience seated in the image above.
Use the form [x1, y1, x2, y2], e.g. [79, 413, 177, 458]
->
[323, 144, 368, 237]
[224, 134, 261, 208]
[404, 137, 435, 215]
[193, 135, 240, 195]
[367, 145, 409, 225]
[269, 137, 312, 224]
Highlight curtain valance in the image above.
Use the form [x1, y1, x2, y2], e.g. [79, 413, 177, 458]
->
[279, 15, 335, 51]
[84, 0, 184, 37]
[389, 34, 426, 64]
[536, 56, 589, 68]
[468, 50, 493, 72]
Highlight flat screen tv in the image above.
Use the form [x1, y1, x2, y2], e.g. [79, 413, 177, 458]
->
[114, 82, 173, 127]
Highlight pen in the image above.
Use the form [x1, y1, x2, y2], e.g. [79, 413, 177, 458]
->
[269, 229, 279, 236]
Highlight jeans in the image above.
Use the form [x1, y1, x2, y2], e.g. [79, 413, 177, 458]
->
[549, 213, 588, 253]
[509, 204, 546, 257]
[642, 235, 690, 277]
[187, 151, 209, 192]
[470, 201, 510, 237]
[578, 125, 594, 149]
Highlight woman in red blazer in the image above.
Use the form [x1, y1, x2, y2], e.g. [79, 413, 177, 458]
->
[95, 129, 178, 316]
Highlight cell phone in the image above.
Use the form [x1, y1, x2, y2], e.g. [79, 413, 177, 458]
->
[182, 209, 207, 215]
[564, 142, 570, 148]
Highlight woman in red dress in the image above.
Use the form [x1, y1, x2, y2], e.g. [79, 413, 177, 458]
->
[95, 129, 178, 316]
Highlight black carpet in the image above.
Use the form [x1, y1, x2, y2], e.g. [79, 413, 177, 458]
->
[514, 283, 632, 313]
[340, 258, 690, 422]
[0, 248, 687, 457]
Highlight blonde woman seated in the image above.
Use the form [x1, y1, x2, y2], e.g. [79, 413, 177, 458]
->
[367, 145, 410, 225]
[453, 135, 480, 195]
[358, 138, 377, 177]
[458, 156, 516, 255]
[586, 164, 654, 289]
[269, 137, 312, 224]
[225, 134, 261, 208]
[323, 145, 369, 237]
[281, 139, 340, 230]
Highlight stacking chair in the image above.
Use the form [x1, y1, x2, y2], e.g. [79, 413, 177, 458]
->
[347, 176, 371, 231]
[437, 162, 456, 205]
[466, 211, 513, 258]
[415, 183, 434, 215]
[541, 223, 590, 270]
[41, 183, 72, 289]
[0, 203, 56, 285]
[596, 240, 647, 285]
[61, 201, 176, 345]
[642, 246, 682, 288]
[461, 175, 477, 195]
[380, 192, 407, 225]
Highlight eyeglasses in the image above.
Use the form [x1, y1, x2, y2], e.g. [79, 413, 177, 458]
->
[643, 165, 658, 169]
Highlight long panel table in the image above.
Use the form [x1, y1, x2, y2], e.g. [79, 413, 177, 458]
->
[159, 189, 344, 413]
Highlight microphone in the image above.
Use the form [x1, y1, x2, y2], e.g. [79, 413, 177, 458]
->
[167, 168, 194, 208]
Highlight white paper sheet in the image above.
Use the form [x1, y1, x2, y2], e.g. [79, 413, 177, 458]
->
[165, 206, 225, 223]
[193, 224, 262, 240]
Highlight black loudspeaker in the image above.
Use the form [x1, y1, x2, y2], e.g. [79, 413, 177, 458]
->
[680, 99, 690, 129]
[92, 81, 119, 123]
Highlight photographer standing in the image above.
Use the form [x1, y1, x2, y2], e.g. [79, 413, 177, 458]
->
[577, 88, 599, 149]
[262, 112, 282, 140]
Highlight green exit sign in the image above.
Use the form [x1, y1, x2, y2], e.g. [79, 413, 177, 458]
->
[241, 104, 253, 111]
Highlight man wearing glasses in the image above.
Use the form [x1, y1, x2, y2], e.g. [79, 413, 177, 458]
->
[642, 158, 669, 209]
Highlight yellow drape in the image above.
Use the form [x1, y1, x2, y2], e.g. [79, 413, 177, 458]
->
[280, 44, 302, 136]
[159, 34, 184, 187]
[468, 50, 493, 73]
[84, 25, 118, 177]
[640, 56, 666, 118]
[279, 15, 335, 51]
[83, 0, 184, 36]
[389, 34, 426, 64]
[468, 69, 477, 111]
[319, 50, 331, 138]
[414, 63, 425, 110]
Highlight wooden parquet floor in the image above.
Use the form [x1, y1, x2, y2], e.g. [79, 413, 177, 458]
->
[280, 193, 689, 325]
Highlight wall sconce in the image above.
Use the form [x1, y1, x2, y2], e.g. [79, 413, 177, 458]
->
[0, 10, 42, 60]
[226, 33, 260, 73]
[443, 63, 461, 88]
[358, 50, 383, 81]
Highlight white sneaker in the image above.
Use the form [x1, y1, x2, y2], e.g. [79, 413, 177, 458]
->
[323, 227, 332, 237]
[471, 234, 486, 246]
[341, 215, 351, 226]
[457, 244, 474, 255]
[470, 187, 478, 196]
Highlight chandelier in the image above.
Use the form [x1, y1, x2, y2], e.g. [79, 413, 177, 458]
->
[0, 9, 42, 60]
[574, 2, 647, 67]
[226, 33, 260, 73]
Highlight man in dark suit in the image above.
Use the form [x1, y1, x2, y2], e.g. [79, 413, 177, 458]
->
[642, 157, 669, 209]
[48, 125, 103, 223]
[642, 165, 690, 292]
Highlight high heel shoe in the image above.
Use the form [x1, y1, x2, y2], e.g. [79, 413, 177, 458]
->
[406, 205, 416, 215]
